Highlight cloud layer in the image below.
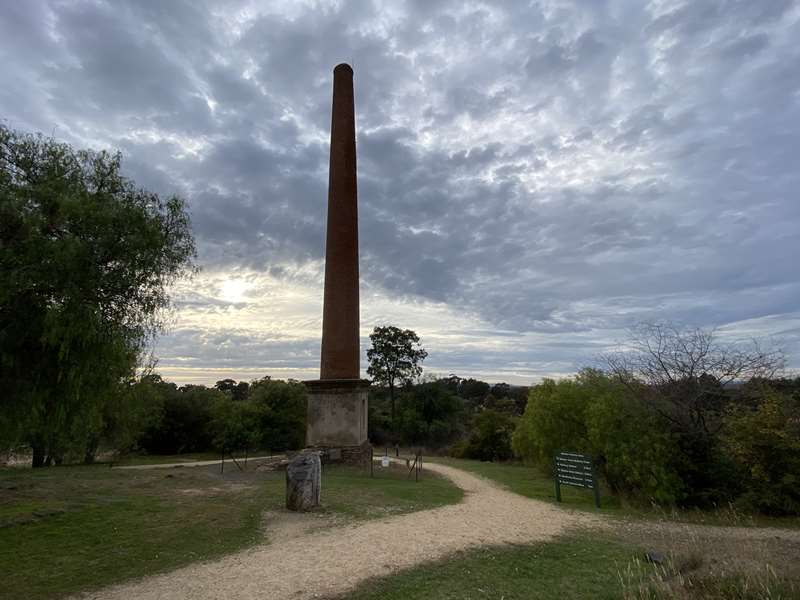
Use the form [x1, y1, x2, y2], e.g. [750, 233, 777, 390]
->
[2, 0, 799, 384]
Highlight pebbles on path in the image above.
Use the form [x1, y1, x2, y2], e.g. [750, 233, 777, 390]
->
[78, 460, 601, 600]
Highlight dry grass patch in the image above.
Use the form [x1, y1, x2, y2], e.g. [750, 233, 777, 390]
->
[616, 520, 800, 598]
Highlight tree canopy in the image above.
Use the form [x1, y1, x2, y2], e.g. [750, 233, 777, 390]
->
[366, 325, 428, 428]
[0, 126, 196, 465]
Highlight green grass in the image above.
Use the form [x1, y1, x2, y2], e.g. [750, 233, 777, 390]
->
[341, 534, 647, 600]
[110, 451, 232, 465]
[429, 457, 800, 529]
[341, 530, 799, 600]
[0, 460, 461, 600]
[312, 463, 463, 521]
[430, 456, 624, 510]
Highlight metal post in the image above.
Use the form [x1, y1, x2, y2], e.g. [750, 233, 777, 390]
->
[370, 446, 374, 478]
[220, 450, 225, 474]
[554, 477, 561, 502]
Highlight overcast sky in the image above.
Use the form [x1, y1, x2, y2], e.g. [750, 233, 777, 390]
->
[2, 0, 799, 385]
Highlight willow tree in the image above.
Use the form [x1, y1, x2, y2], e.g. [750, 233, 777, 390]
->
[0, 126, 196, 466]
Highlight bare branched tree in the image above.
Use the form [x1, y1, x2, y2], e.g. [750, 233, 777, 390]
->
[603, 323, 784, 435]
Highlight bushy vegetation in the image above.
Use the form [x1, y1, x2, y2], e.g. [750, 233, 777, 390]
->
[368, 373, 528, 452]
[513, 325, 800, 515]
[723, 386, 800, 514]
[450, 409, 516, 462]
[512, 371, 684, 504]
[395, 382, 464, 446]
[132, 375, 306, 458]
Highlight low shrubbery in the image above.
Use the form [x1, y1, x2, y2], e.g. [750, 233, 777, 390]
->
[450, 409, 516, 462]
[135, 375, 306, 457]
[509, 325, 799, 514]
[512, 371, 685, 504]
[369, 381, 466, 448]
[723, 388, 800, 514]
[59, 374, 310, 461]
[513, 367, 800, 514]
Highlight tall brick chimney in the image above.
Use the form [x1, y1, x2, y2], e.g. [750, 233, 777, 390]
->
[320, 63, 360, 380]
[304, 64, 370, 460]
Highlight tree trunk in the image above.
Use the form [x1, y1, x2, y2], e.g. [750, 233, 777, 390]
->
[84, 436, 99, 464]
[389, 383, 395, 432]
[31, 444, 46, 468]
[84, 448, 97, 464]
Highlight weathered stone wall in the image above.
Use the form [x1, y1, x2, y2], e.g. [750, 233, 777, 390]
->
[340, 442, 372, 466]
[305, 380, 368, 447]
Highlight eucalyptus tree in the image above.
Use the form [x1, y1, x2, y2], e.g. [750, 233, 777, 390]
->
[366, 325, 428, 427]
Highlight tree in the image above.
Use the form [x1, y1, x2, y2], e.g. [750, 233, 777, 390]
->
[457, 378, 491, 410]
[723, 387, 800, 515]
[461, 409, 516, 462]
[84, 372, 166, 463]
[397, 381, 463, 446]
[512, 370, 683, 503]
[603, 322, 784, 436]
[0, 126, 196, 465]
[209, 398, 262, 457]
[491, 382, 511, 399]
[438, 374, 462, 395]
[602, 323, 785, 505]
[366, 326, 428, 429]
[138, 384, 222, 455]
[215, 379, 250, 401]
[248, 377, 306, 451]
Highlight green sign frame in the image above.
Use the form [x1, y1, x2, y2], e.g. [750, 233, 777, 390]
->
[554, 451, 600, 508]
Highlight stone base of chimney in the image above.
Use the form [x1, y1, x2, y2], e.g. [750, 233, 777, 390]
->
[304, 379, 370, 450]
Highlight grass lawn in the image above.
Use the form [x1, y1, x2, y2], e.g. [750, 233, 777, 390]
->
[341, 534, 646, 600]
[109, 450, 281, 466]
[341, 530, 798, 600]
[429, 456, 800, 529]
[0, 460, 461, 600]
[314, 462, 463, 520]
[109, 451, 225, 465]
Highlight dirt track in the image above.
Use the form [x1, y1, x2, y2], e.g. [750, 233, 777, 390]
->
[78, 460, 601, 600]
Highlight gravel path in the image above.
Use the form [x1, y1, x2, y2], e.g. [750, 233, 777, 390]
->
[79, 460, 601, 600]
[113, 456, 279, 470]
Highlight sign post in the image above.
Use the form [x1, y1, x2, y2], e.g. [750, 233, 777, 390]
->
[554, 451, 601, 508]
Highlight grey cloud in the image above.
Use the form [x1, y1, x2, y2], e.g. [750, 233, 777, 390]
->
[2, 0, 799, 378]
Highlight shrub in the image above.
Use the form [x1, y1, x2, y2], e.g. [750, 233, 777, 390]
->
[138, 384, 222, 454]
[448, 439, 469, 458]
[724, 390, 800, 515]
[248, 378, 307, 451]
[209, 399, 263, 454]
[459, 409, 516, 461]
[512, 376, 593, 470]
[584, 383, 683, 504]
[513, 370, 683, 503]
[396, 382, 463, 448]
